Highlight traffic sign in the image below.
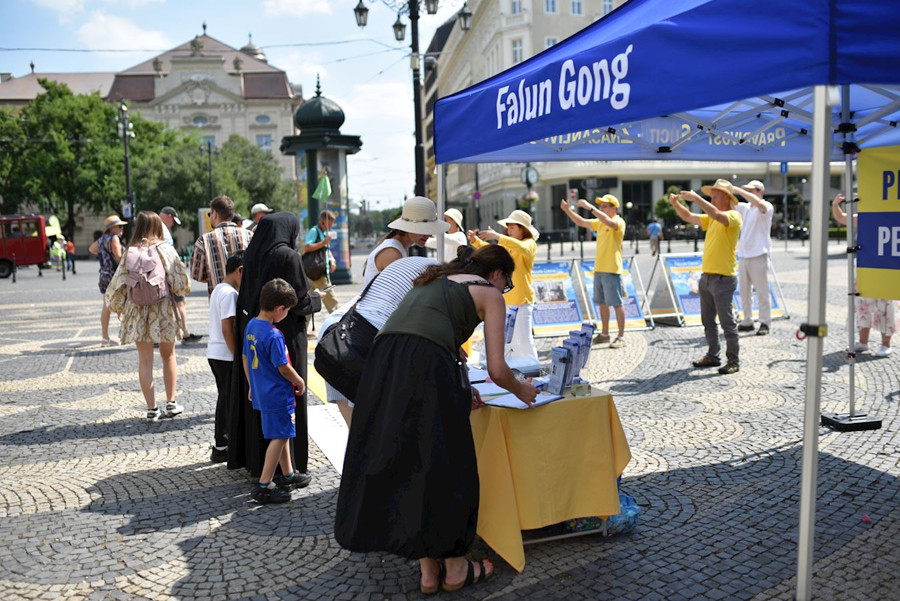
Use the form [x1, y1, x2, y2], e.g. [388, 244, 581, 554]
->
[472, 190, 481, 201]
[780, 161, 788, 174]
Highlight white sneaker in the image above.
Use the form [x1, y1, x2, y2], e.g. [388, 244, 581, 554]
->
[146, 407, 162, 422]
[875, 345, 892, 358]
[853, 342, 869, 352]
[165, 402, 184, 417]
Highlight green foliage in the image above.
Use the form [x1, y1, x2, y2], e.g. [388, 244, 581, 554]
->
[654, 185, 679, 225]
[0, 83, 297, 236]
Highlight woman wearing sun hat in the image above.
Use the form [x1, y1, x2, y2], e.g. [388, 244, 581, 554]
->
[467, 209, 539, 363]
[89, 215, 127, 346]
[363, 196, 450, 285]
[425, 208, 468, 261]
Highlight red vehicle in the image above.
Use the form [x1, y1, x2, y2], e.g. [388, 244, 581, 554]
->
[0, 215, 49, 278]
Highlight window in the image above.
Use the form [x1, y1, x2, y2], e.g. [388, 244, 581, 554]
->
[545, 0, 557, 14]
[256, 134, 273, 152]
[545, 37, 558, 49]
[255, 115, 271, 125]
[571, 0, 583, 15]
[202, 135, 216, 148]
[602, 0, 613, 15]
[192, 115, 208, 127]
[512, 39, 523, 64]
[511, 0, 522, 14]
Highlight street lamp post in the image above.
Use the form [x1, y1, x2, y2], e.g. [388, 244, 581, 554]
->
[116, 101, 135, 233]
[354, 0, 472, 197]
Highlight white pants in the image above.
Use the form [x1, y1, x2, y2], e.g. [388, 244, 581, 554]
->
[738, 254, 771, 326]
[506, 303, 538, 362]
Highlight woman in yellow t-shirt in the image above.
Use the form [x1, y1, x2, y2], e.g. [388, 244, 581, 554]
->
[468, 210, 539, 363]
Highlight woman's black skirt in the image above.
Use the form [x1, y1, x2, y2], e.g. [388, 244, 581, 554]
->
[334, 334, 478, 560]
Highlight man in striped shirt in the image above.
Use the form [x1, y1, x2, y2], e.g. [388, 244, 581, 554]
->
[191, 196, 254, 295]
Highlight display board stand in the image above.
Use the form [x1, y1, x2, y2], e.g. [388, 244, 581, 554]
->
[580, 257, 653, 331]
[644, 252, 790, 327]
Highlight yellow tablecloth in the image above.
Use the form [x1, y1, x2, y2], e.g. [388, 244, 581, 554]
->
[470, 389, 631, 572]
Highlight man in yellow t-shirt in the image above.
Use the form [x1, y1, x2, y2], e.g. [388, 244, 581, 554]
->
[669, 179, 743, 375]
[559, 194, 627, 348]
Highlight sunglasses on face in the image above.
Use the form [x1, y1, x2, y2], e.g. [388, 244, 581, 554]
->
[503, 273, 515, 294]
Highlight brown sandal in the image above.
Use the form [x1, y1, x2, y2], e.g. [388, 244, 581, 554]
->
[442, 559, 492, 592]
[420, 561, 445, 595]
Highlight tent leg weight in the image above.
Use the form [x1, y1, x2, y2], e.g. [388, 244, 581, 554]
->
[821, 412, 882, 432]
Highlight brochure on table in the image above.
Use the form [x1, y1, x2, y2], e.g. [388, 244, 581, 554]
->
[531, 261, 586, 338]
[580, 258, 650, 330]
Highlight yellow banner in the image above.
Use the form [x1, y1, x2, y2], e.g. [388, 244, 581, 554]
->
[857, 145, 900, 300]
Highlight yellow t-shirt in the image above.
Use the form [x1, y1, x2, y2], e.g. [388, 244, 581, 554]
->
[592, 215, 626, 275]
[699, 211, 742, 276]
[471, 235, 536, 305]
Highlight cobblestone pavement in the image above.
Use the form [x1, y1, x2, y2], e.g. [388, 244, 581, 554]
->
[0, 242, 897, 601]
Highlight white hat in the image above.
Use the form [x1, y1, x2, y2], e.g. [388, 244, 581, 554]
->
[742, 180, 765, 192]
[250, 203, 274, 216]
[498, 209, 540, 240]
[387, 196, 451, 236]
[444, 208, 464, 230]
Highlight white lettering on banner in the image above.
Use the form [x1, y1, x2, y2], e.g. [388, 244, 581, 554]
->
[877, 226, 900, 256]
[497, 44, 633, 130]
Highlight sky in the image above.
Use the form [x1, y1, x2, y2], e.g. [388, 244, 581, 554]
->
[0, 0, 470, 211]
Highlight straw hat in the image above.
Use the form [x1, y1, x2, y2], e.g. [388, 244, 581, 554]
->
[595, 194, 620, 209]
[700, 179, 738, 206]
[103, 215, 127, 231]
[444, 208, 464, 230]
[387, 196, 451, 236]
[498, 209, 540, 240]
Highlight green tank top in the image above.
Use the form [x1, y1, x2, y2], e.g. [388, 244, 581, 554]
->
[378, 277, 490, 357]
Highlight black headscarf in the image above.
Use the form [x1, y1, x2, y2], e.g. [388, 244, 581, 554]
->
[237, 212, 307, 323]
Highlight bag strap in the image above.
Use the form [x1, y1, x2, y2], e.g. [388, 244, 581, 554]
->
[440, 276, 457, 353]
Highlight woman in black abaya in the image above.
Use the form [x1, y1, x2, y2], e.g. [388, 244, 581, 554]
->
[227, 212, 315, 479]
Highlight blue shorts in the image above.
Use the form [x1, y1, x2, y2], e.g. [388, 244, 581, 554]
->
[260, 409, 295, 440]
[594, 272, 624, 307]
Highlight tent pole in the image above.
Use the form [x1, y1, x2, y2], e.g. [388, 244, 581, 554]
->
[795, 84, 831, 601]
[437, 165, 446, 263]
[842, 85, 857, 418]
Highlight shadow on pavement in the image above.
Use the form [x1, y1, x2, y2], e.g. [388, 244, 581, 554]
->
[0, 412, 212, 445]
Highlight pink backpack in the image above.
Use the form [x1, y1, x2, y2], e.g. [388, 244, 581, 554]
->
[125, 241, 169, 306]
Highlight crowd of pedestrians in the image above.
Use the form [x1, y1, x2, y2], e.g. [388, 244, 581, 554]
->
[83, 183, 895, 594]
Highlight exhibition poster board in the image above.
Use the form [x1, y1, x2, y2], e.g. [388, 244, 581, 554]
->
[733, 258, 786, 320]
[580, 258, 651, 330]
[531, 261, 586, 338]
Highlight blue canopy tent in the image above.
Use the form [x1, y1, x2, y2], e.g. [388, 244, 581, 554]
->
[432, 0, 900, 598]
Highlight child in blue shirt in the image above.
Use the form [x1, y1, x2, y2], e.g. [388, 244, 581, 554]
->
[242, 278, 308, 504]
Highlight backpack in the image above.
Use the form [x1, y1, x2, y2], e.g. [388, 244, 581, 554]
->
[125, 241, 169, 306]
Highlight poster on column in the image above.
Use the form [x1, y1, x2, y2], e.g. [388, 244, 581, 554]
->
[857, 145, 900, 300]
[663, 255, 704, 326]
[732, 258, 784, 320]
[580, 259, 648, 330]
[531, 261, 586, 337]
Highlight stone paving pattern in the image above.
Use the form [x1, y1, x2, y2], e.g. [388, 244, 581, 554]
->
[0, 240, 897, 601]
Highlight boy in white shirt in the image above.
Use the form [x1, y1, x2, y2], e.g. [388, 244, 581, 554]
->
[208, 252, 243, 462]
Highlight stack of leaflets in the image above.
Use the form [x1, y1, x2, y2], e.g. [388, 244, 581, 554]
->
[504, 306, 519, 344]
[546, 323, 597, 394]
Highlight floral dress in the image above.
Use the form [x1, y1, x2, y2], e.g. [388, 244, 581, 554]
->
[855, 297, 899, 336]
[105, 242, 191, 344]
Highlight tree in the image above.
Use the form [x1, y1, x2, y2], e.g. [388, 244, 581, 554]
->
[219, 134, 295, 214]
[0, 80, 126, 238]
[654, 185, 679, 225]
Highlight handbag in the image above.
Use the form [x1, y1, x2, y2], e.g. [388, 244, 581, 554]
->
[313, 275, 379, 400]
[301, 227, 328, 281]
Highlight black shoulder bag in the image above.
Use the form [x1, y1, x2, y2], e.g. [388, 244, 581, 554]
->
[313, 275, 379, 400]
[302, 227, 328, 281]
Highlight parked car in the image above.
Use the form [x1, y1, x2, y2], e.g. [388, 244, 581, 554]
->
[774, 223, 809, 240]
[0, 215, 49, 278]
